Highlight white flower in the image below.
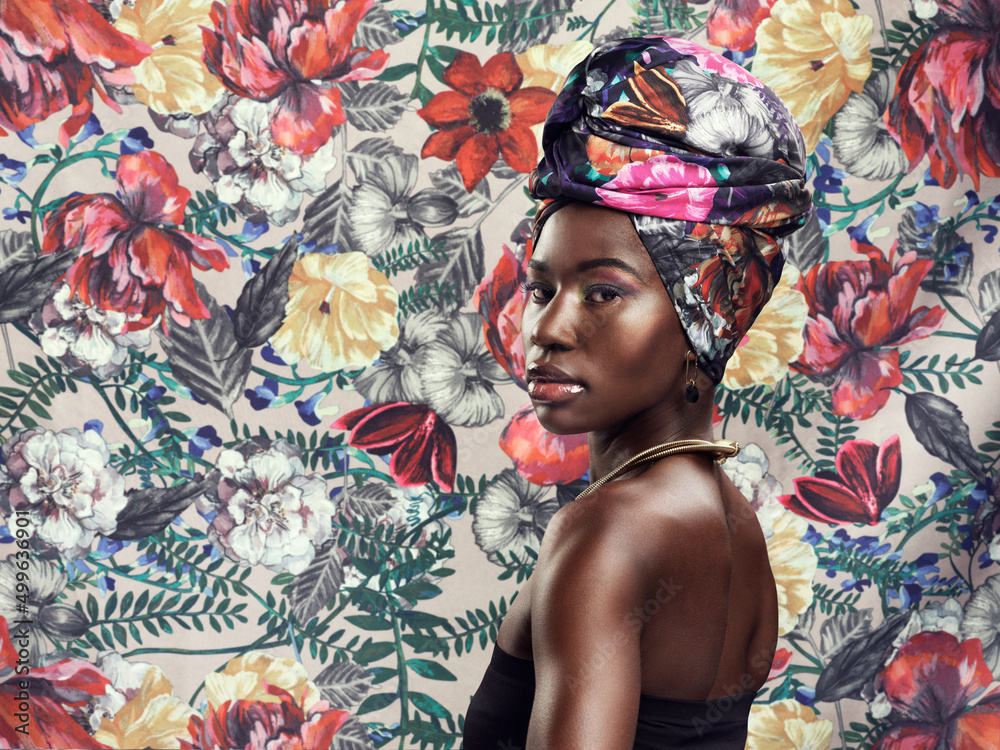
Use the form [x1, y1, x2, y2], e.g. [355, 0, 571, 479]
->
[30, 284, 152, 379]
[912, 0, 939, 19]
[199, 439, 335, 575]
[721, 442, 785, 538]
[472, 469, 558, 566]
[89, 652, 156, 731]
[192, 97, 336, 226]
[831, 69, 908, 181]
[0, 427, 127, 560]
[961, 573, 1000, 678]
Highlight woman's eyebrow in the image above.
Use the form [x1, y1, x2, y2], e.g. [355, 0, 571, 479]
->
[528, 257, 645, 282]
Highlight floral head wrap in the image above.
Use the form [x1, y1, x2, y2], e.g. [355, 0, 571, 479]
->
[528, 36, 811, 384]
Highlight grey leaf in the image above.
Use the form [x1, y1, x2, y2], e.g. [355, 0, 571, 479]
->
[303, 177, 356, 253]
[329, 715, 376, 750]
[904, 391, 986, 483]
[497, 0, 574, 54]
[783, 209, 826, 271]
[314, 660, 374, 709]
[0, 230, 33, 272]
[340, 81, 409, 132]
[343, 484, 398, 518]
[109, 478, 213, 541]
[786, 603, 816, 641]
[976, 307, 1000, 362]
[897, 206, 972, 297]
[233, 236, 298, 349]
[819, 609, 873, 660]
[352, 3, 402, 49]
[429, 164, 492, 217]
[158, 281, 252, 419]
[415, 227, 485, 305]
[979, 268, 1000, 318]
[815, 610, 910, 702]
[346, 138, 405, 183]
[290, 542, 345, 624]
[0, 253, 74, 324]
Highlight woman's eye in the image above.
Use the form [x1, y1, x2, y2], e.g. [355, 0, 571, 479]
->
[520, 281, 552, 302]
[586, 286, 621, 303]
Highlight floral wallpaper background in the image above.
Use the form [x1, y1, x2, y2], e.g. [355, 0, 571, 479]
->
[0, 0, 999, 748]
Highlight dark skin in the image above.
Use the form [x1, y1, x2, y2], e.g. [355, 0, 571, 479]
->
[494, 202, 779, 749]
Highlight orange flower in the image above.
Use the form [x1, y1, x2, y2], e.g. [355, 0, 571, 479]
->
[418, 52, 556, 191]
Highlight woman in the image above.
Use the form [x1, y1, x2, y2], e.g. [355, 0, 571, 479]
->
[463, 37, 811, 749]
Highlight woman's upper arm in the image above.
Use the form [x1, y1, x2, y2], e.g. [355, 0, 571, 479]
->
[526, 505, 649, 750]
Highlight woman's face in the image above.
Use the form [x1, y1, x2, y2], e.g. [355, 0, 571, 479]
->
[521, 202, 690, 436]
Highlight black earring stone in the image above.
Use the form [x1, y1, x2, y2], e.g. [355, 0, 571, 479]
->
[685, 383, 699, 403]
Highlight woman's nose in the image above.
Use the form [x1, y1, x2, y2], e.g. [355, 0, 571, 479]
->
[526, 293, 578, 351]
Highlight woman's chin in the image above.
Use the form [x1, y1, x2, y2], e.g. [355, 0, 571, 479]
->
[531, 405, 591, 437]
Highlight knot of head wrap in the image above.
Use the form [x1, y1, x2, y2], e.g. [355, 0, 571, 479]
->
[528, 36, 811, 385]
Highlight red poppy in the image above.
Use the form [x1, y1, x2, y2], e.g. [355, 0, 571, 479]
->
[0, 0, 150, 147]
[779, 435, 901, 525]
[767, 647, 792, 681]
[873, 631, 1000, 749]
[791, 239, 945, 420]
[417, 52, 556, 191]
[885, 0, 1000, 189]
[499, 403, 589, 486]
[42, 150, 229, 331]
[0, 616, 111, 749]
[201, 0, 388, 155]
[333, 402, 457, 491]
[183, 683, 349, 750]
[705, 0, 777, 52]
[472, 241, 529, 387]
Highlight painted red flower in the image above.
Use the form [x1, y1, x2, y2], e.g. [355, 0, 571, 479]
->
[779, 435, 901, 525]
[791, 239, 945, 420]
[767, 648, 793, 681]
[0, 0, 150, 146]
[706, 0, 777, 52]
[0, 616, 111, 749]
[472, 242, 529, 387]
[183, 683, 349, 750]
[885, 0, 1000, 189]
[201, 0, 388, 155]
[500, 403, 589, 486]
[418, 52, 557, 191]
[873, 631, 1000, 749]
[333, 402, 457, 491]
[42, 150, 229, 331]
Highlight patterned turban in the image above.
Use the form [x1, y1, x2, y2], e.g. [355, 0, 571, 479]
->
[528, 36, 811, 384]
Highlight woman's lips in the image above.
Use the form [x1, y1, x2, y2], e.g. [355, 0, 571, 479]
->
[527, 380, 585, 403]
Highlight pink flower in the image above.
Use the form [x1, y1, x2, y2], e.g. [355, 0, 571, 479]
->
[595, 153, 718, 220]
[0, 0, 150, 146]
[472, 242, 529, 387]
[201, 0, 388, 155]
[500, 404, 589, 486]
[42, 150, 229, 331]
[792, 239, 945, 420]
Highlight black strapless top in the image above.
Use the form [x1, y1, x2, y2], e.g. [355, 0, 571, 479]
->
[463, 640, 756, 749]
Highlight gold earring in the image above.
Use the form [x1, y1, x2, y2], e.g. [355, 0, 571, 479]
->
[684, 352, 699, 404]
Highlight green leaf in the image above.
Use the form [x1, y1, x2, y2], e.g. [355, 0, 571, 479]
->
[357, 692, 398, 714]
[377, 62, 418, 81]
[345, 614, 394, 630]
[355, 640, 395, 665]
[410, 690, 450, 718]
[406, 658, 457, 681]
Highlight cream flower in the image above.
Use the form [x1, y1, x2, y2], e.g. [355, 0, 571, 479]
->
[767, 510, 818, 635]
[515, 41, 593, 151]
[747, 699, 833, 749]
[115, 0, 225, 114]
[270, 252, 399, 373]
[752, 0, 873, 152]
[94, 663, 195, 749]
[722, 265, 808, 390]
[205, 651, 323, 713]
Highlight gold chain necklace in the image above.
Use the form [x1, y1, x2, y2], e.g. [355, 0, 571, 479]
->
[576, 439, 740, 499]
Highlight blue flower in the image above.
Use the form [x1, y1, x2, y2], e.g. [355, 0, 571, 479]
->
[911, 202, 941, 228]
[2, 207, 30, 223]
[68, 114, 104, 149]
[261, 343, 288, 366]
[189, 425, 223, 457]
[246, 378, 280, 410]
[94, 538, 130, 560]
[97, 574, 116, 596]
[794, 686, 816, 706]
[295, 390, 326, 426]
[84, 419, 104, 435]
[0, 155, 27, 185]
[0, 525, 12, 544]
[814, 164, 849, 193]
[120, 127, 154, 155]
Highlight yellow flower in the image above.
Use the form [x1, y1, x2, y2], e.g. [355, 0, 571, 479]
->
[767, 510, 818, 635]
[747, 699, 833, 750]
[722, 264, 808, 390]
[94, 666, 195, 749]
[752, 0, 873, 152]
[205, 651, 323, 713]
[515, 41, 594, 91]
[515, 41, 593, 151]
[271, 252, 399, 373]
[115, 0, 225, 114]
